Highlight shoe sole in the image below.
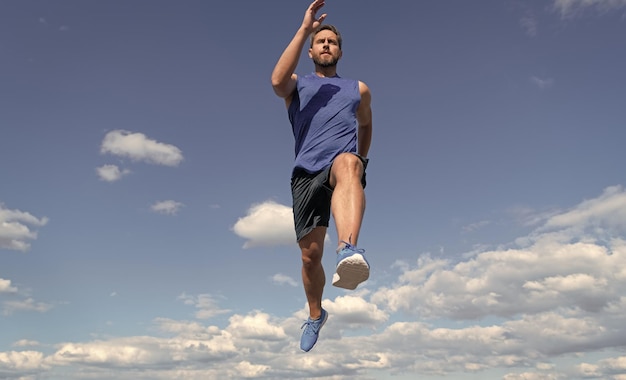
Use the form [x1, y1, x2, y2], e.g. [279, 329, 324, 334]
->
[332, 254, 370, 290]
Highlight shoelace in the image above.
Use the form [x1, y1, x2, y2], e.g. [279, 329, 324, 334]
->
[340, 241, 365, 254]
[301, 319, 322, 334]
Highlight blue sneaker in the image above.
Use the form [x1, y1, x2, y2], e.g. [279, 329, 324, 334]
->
[300, 308, 328, 352]
[332, 242, 370, 290]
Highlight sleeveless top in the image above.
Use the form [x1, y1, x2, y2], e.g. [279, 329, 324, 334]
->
[288, 73, 361, 175]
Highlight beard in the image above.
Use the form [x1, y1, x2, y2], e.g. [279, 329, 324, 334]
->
[313, 54, 339, 68]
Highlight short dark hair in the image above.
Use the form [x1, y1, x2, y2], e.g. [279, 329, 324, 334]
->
[310, 24, 342, 49]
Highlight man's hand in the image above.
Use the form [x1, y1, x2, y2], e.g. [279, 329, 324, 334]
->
[301, 0, 327, 32]
[271, 0, 327, 99]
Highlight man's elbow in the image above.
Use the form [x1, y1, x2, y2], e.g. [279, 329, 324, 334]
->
[272, 77, 289, 98]
[271, 72, 296, 98]
[271, 82, 292, 99]
[271, 83, 287, 98]
[270, 74, 281, 89]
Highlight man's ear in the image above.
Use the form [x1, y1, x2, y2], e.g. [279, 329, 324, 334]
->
[308, 48, 313, 59]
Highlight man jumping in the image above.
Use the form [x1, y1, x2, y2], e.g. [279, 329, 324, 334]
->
[271, 0, 374, 352]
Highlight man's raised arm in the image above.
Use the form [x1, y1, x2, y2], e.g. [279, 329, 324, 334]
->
[271, 0, 327, 99]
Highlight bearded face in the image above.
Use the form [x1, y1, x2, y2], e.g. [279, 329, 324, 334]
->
[312, 53, 340, 68]
[309, 29, 342, 68]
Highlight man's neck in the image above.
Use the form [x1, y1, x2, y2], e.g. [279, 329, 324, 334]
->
[314, 66, 338, 78]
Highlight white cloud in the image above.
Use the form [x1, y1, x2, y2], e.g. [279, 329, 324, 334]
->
[2, 298, 53, 316]
[96, 164, 131, 182]
[40, 324, 246, 378]
[178, 293, 230, 320]
[232, 201, 296, 248]
[503, 372, 563, 380]
[0, 278, 18, 293]
[153, 318, 218, 338]
[372, 186, 626, 323]
[235, 360, 270, 378]
[2, 185, 626, 379]
[0, 203, 48, 252]
[576, 356, 626, 378]
[100, 130, 183, 167]
[520, 13, 538, 37]
[271, 273, 298, 287]
[150, 200, 184, 215]
[507, 205, 560, 227]
[373, 240, 625, 320]
[324, 295, 389, 327]
[553, 0, 626, 17]
[12, 340, 40, 348]
[462, 220, 491, 233]
[531, 76, 555, 89]
[48, 335, 237, 369]
[542, 185, 626, 231]
[0, 350, 46, 372]
[226, 311, 288, 341]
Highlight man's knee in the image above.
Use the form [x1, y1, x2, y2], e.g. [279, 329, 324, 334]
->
[334, 153, 363, 170]
[299, 227, 326, 266]
[331, 153, 364, 185]
[301, 248, 323, 267]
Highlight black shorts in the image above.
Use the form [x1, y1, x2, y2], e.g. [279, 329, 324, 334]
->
[291, 154, 368, 242]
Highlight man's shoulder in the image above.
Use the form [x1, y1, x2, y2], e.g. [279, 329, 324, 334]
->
[357, 81, 370, 96]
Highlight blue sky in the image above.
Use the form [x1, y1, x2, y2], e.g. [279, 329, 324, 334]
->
[1, 0, 626, 379]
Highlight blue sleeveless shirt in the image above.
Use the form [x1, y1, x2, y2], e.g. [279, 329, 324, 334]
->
[288, 73, 361, 175]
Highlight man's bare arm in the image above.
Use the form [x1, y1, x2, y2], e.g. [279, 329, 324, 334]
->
[271, 0, 327, 99]
[356, 81, 372, 158]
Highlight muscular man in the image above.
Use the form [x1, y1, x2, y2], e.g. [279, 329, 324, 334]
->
[271, 0, 373, 352]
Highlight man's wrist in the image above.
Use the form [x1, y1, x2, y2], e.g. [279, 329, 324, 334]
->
[298, 25, 314, 36]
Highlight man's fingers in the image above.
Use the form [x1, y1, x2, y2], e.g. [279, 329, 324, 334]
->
[310, 0, 325, 13]
[306, 0, 326, 28]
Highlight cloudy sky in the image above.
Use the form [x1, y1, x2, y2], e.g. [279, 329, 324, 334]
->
[1, 0, 626, 379]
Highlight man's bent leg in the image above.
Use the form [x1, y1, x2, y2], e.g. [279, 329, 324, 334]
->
[299, 226, 327, 319]
[329, 153, 370, 290]
[329, 153, 366, 246]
